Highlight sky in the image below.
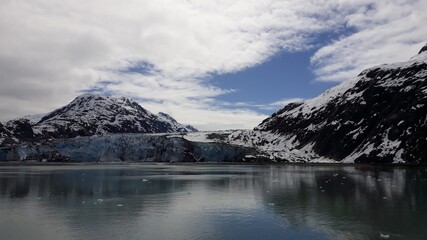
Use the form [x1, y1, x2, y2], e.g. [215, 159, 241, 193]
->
[0, 0, 426, 130]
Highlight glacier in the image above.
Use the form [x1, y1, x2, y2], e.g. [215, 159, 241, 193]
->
[0, 132, 259, 162]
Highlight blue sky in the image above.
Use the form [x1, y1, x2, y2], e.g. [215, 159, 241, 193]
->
[1, 0, 426, 130]
[210, 29, 359, 115]
[211, 49, 336, 115]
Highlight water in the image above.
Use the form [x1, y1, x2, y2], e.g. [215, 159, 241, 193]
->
[0, 164, 426, 240]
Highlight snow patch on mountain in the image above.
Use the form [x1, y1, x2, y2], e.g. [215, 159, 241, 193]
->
[183, 130, 234, 143]
[228, 130, 335, 163]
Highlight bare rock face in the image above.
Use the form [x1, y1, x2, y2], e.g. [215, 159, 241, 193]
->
[255, 44, 427, 164]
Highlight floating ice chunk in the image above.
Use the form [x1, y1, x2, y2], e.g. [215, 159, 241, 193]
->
[380, 233, 390, 239]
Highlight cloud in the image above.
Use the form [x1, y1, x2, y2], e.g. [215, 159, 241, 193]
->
[311, 0, 427, 82]
[140, 99, 268, 130]
[0, 0, 425, 129]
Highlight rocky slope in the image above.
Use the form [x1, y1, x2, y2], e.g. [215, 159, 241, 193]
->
[230, 44, 427, 164]
[0, 94, 196, 146]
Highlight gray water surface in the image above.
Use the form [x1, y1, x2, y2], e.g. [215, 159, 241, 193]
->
[0, 164, 426, 240]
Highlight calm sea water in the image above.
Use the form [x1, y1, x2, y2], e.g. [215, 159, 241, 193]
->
[0, 164, 426, 240]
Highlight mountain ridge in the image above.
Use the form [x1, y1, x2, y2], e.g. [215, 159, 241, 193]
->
[233, 44, 427, 164]
[0, 94, 197, 146]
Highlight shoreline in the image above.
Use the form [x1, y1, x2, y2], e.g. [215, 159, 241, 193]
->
[0, 161, 425, 168]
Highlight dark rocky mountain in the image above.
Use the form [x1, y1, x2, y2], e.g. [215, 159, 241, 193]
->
[248, 44, 427, 164]
[0, 94, 197, 146]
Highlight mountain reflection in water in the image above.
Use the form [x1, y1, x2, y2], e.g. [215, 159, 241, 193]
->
[0, 164, 426, 240]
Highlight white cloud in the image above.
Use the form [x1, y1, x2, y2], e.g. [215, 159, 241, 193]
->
[0, 0, 425, 129]
[311, 0, 427, 82]
[140, 99, 268, 130]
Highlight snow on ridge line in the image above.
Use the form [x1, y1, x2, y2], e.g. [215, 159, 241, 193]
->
[36, 93, 192, 133]
[269, 49, 427, 120]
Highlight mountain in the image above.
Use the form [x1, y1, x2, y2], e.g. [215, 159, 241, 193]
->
[1, 45, 426, 164]
[0, 94, 197, 146]
[157, 112, 198, 133]
[0, 119, 36, 146]
[232, 44, 427, 164]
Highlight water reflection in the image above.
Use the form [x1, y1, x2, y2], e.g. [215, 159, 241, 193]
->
[0, 165, 426, 240]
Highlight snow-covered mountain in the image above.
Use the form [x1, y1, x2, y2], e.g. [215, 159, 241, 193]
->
[0, 94, 196, 145]
[230, 44, 427, 164]
[0, 119, 36, 146]
[157, 112, 198, 132]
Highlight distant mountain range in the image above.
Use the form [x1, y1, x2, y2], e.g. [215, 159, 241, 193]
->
[1, 44, 426, 164]
[0, 94, 196, 145]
